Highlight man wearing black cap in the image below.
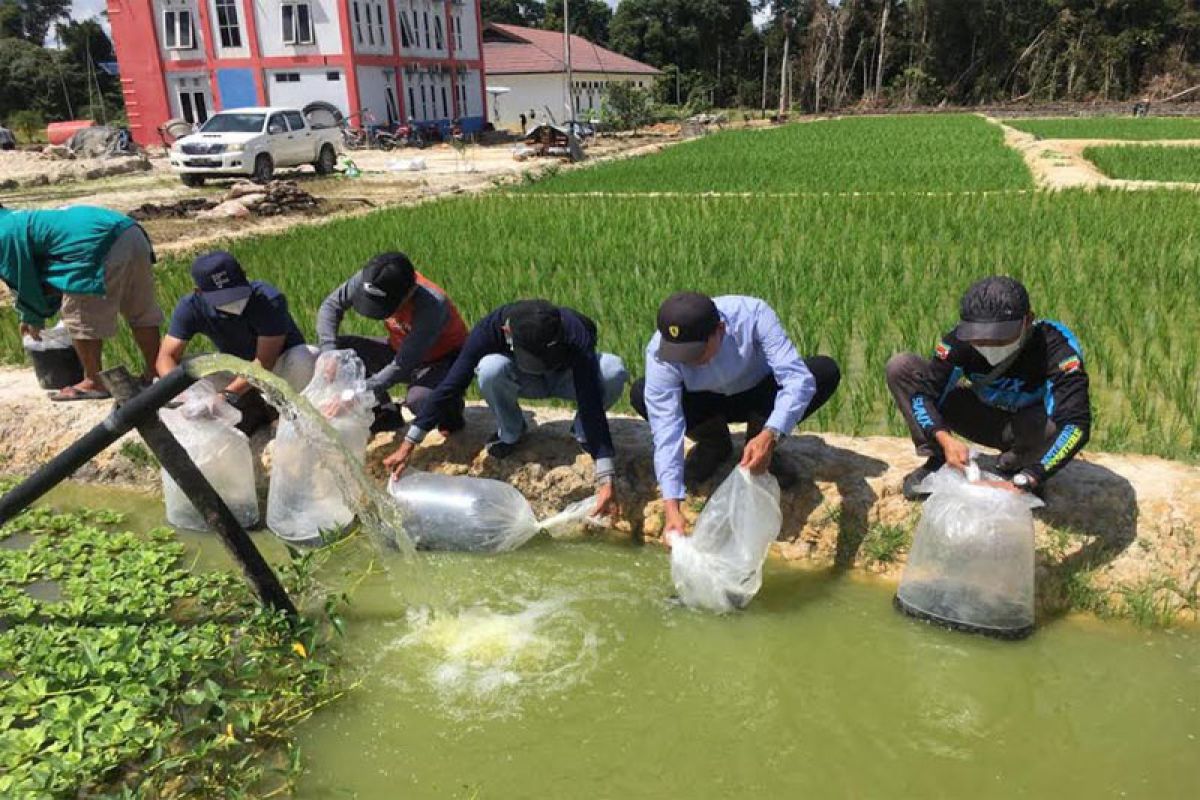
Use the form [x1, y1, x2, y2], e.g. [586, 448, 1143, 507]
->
[885, 275, 1091, 500]
[316, 252, 468, 432]
[631, 292, 841, 540]
[383, 299, 628, 517]
[157, 251, 318, 434]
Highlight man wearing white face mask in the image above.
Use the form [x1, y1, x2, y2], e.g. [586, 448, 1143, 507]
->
[886, 276, 1091, 500]
[156, 251, 318, 434]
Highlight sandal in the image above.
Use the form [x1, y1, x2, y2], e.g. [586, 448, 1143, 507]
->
[49, 385, 112, 402]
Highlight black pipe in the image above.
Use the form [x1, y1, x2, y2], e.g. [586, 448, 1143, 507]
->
[0, 367, 195, 526]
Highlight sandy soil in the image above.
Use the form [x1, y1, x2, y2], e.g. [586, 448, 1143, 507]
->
[1, 367, 1195, 621]
[988, 116, 1200, 191]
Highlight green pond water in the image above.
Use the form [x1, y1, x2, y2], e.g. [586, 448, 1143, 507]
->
[43, 486, 1200, 799]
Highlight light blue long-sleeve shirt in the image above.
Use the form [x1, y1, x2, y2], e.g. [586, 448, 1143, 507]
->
[643, 295, 816, 500]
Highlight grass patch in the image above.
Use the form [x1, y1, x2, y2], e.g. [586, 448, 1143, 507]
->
[1083, 144, 1200, 182]
[1006, 117, 1200, 140]
[525, 114, 1032, 193]
[0, 492, 347, 797]
[861, 522, 912, 565]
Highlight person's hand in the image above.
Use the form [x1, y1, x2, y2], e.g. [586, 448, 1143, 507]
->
[383, 439, 416, 478]
[593, 481, 619, 519]
[19, 323, 42, 341]
[975, 479, 1023, 494]
[739, 430, 776, 474]
[662, 501, 688, 548]
[934, 430, 971, 471]
[321, 397, 348, 418]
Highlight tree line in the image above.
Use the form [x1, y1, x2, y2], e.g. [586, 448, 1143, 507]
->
[486, 0, 1200, 111]
[0, 0, 123, 136]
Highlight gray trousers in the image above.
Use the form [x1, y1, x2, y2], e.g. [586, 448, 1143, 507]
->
[885, 353, 1056, 468]
[335, 335, 462, 423]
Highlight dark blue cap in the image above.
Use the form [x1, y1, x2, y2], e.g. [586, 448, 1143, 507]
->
[191, 251, 252, 306]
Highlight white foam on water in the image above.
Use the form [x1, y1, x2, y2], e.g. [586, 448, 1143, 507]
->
[382, 594, 603, 720]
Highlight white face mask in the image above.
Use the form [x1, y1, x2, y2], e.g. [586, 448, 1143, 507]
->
[215, 297, 250, 316]
[975, 337, 1024, 366]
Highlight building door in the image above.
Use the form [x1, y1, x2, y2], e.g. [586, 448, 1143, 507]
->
[384, 74, 399, 125]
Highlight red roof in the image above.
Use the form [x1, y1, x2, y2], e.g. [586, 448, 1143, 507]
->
[484, 23, 662, 77]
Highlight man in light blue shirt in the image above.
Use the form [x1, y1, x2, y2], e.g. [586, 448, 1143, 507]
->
[632, 292, 840, 539]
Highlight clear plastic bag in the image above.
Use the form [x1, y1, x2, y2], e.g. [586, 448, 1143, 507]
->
[159, 380, 258, 530]
[22, 322, 74, 351]
[386, 474, 611, 551]
[670, 467, 783, 613]
[267, 350, 376, 542]
[895, 465, 1044, 637]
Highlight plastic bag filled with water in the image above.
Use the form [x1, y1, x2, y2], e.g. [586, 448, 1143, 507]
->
[267, 350, 376, 543]
[159, 380, 259, 530]
[895, 465, 1044, 638]
[387, 472, 542, 552]
[670, 467, 783, 613]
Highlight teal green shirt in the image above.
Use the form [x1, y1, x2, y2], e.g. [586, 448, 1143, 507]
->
[0, 206, 136, 326]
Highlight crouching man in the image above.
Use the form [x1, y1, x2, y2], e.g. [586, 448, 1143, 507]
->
[317, 252, 468, 433]
[157, 251, 318, 434]
[384, 299, 628, 518]
[886, 276, 1091, 500]
[631, 292, 841, 541]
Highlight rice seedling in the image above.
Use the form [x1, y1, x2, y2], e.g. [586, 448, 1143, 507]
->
[524, 114, 1032, 194]
[1006, 117, 1200, 140]
[1083, 145, 1200, 182]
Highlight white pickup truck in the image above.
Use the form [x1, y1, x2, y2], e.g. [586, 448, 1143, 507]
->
[169, 106, 341, 186]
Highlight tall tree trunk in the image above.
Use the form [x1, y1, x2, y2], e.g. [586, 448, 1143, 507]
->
[875, 2, 889, 100]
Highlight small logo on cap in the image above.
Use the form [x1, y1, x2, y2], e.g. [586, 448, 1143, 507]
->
[669, 325, 680, 338]
[363, 283, 388, 297]
[212, 271, 232, 288]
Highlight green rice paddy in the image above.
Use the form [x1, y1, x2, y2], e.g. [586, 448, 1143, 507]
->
[1084, 144, 1200, 182]
[1006, 117, 1200, 140]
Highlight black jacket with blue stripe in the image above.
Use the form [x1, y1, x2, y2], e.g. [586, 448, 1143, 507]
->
[909, 319, 1091, 483]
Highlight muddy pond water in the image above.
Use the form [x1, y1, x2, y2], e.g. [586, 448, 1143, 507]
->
[47, 485, 1200, 799]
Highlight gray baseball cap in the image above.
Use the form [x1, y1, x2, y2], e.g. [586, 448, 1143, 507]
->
[956, 276, 1030, 342]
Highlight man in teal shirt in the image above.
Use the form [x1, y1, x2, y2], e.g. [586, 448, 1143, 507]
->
[0, 205, 163, 400]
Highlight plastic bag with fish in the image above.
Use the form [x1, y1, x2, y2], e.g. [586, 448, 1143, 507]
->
[159, 379, 259, 530]
[669, 467, 782, 613]
[895, 464, 1043, 638]
[267, 350, 376, 542]
[387, 473, 611, 551]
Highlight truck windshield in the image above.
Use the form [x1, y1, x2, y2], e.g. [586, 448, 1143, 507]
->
[199, 114, 266, 133]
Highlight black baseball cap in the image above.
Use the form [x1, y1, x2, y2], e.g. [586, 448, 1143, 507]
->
[191, 251, 251, 306]
[352, 252, 417, 319]
[505, 299, 569, 374]
[656, 291, 720, 363]
[956, 276, 1031, 342]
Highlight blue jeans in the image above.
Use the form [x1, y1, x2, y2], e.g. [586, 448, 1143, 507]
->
[476, 352, 628, 444]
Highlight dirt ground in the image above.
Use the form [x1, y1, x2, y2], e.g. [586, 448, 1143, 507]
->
[0, 367, 1195, 622]
[987, 116, 1200, 190]
[0, 133, 678, 255]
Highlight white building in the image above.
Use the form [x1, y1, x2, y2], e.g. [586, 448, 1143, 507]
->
[482, 23, 661, 131]
[108, 0, 487, 146]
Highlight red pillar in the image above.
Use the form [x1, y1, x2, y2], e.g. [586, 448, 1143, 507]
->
[194, 0, 223, 108]
[473, 0, 487, 122]
[240, 0, 268, 104]
[337, 0, 363, 118]
[106, 0, 173, 146]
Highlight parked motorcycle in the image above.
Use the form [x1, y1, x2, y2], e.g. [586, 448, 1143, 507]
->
[377, 119, 427, 151]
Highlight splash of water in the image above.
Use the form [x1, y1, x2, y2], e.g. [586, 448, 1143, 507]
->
[183, 355, 414, 556]
[388, 594, 601, 720]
